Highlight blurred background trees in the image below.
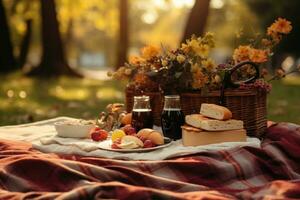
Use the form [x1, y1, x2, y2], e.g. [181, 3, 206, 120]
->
[0, 0, 299, 125]
[1, 0, 298, 75]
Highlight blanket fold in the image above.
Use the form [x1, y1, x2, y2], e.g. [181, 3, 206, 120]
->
[0, 122, 299, 199]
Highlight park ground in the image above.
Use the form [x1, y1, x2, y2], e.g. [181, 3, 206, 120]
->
[0, 73, 299, 126]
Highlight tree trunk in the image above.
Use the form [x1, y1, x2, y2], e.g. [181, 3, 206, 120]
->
[27, 0, 81, 77]
[181, 0, 210, 43]
[0, 0, 17, 73]
[18, 19, 32, 69]
[116, 0, 129, 69]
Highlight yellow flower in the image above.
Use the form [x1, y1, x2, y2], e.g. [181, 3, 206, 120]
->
[203, 32, 215, 48]
[167, 52, 176, 60]
[191, 63, 199, 72]
[162, 59, 168, 66]
[176, 54, 186, 63]
[267, 18, 292, 35]
[202, 58, 216, 71]
[124, 69, 132, 75]
[214, 75, 221, 83]
[141, 45, 160, 60]
[195, 44, 210, 58]
[188, 39, 199, 50]
[249, 49, 268, 63]
[181, 43, 190, 53]
[233, 45, 251, 62]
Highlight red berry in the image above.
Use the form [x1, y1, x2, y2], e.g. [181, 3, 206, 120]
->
[111, 143, 120, 149]
[143, 140, 154, 148]
[91, 131, 102, 141]
[98, 130, 108, 140]
[94, 127, 101, 131]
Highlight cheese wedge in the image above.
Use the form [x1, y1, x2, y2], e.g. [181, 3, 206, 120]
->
[181, 125, 247, 146]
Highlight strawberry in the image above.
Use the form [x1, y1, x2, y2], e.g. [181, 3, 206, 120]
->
[91, 129, 108, 141]
[91, 131, 102, 141]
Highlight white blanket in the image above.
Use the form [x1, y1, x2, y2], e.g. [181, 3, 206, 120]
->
[0, 117, 261, 160]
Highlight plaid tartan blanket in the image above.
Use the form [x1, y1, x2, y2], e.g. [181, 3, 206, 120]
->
[0, 122, 299, 199]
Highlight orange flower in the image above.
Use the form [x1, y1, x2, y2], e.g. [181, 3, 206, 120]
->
[233, 45, 251, 62]
[267, 18, 292, 35]
[129, 56, 144, 65]
[141, 45, 160, 60]
[192, 69, 208, 89]
[249, 49, 268, 63]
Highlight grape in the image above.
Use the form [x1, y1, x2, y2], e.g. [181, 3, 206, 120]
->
[143, 140, 154, 148]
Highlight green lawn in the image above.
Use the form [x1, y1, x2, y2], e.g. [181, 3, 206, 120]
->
[0, 73, 299, 126]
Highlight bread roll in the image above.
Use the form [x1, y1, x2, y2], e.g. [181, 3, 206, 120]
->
[137, 129, 164, 145]
[147, 131, 164, 145]
[181, 125, 247, 146]
[121, 113, 132, 125]
[200, 103, 232, 120]
[136, 128, 153, 139]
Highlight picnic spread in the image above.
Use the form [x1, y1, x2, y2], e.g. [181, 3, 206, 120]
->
[0, 117, 299, 199]
[0, 18, 299, 200]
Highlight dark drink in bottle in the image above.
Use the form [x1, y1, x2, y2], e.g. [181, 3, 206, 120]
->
[131, 96, 153, 132]
[161, 95, 185, 140]
[132, 109, 153, 132]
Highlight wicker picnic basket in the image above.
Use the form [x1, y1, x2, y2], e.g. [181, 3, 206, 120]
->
[180, 89, 267, 138]
[126, 88, 267, 138]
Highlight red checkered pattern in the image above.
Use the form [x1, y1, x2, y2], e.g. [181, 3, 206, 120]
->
[0, 122, 299, 199]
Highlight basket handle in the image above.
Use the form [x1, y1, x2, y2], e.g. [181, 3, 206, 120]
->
[219, 61, 260, 105]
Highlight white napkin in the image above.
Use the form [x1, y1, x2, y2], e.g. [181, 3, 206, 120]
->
[0, 117, 261, 161]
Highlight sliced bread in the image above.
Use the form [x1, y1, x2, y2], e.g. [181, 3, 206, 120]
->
[185, 114, 243, 131]
[200, 103, 232, 120]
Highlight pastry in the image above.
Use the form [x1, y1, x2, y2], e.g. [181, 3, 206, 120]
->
[118, 135, 144, 149]
[137, 129, 164, 145]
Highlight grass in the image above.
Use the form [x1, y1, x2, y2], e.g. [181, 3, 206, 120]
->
[0, 72, 299, 126]
[0, 72, 126, 126]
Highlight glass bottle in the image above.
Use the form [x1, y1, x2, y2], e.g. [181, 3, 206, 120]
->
[131, 95, 153, 132]
[161, 95, 185, 140]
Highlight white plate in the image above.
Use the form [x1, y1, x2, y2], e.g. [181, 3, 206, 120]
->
[98, 138, 173, 153]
